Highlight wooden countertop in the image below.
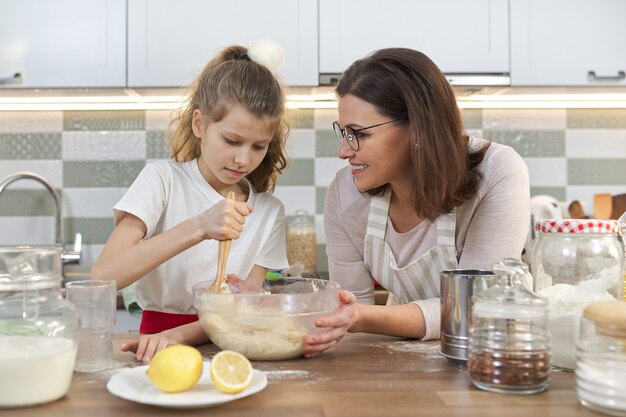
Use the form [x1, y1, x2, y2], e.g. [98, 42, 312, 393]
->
[9, 333, 598, 417]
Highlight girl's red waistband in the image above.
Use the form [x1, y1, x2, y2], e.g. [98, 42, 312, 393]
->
[139, 310, 198, 334]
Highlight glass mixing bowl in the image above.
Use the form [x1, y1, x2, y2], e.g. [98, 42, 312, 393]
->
[193, 277, 340, 360]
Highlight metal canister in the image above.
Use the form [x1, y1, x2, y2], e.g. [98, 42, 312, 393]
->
[440, 269, 495, 361]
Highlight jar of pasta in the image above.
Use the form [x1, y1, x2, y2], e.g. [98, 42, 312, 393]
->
[287, 210, 317, 275]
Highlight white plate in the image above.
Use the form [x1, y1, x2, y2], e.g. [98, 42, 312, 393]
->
[106, 361, 267, 409]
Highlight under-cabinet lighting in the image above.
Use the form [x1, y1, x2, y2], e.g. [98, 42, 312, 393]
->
[2, 92, 626, 111]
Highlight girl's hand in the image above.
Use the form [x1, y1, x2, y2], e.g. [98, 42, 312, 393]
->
[196, 198, 252, 241]
[121, 331, 182, 364]
[302, 290, 358, 358]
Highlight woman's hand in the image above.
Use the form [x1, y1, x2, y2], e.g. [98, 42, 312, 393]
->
[302, 290, 358, 358]
[195, 198, 253, 241]
[121, 330, 182, 364]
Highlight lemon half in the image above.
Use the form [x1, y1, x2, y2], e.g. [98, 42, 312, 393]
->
[146, 345, 203, 393]
[210, 350, 253, 394]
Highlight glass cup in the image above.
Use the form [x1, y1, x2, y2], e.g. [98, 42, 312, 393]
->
[65, 280, 116, 372]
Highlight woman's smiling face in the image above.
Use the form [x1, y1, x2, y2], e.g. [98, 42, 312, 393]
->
[336, 94, 412, 192]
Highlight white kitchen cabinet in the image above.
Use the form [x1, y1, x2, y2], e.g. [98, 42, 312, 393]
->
[319, 0, 509, 76]
[511, 0, 626, 86]
[0, 0, 126, 88]
[128, 0, 318, 87]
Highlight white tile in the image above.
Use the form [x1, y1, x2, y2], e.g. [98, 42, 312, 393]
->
[0, 216, 56, 245]
[0, 161, 62, 188]
[566, 185, 626, 218]
[63, 131, 146, 160]
[62, 188, 127, 218]
[566, 129, 626, 158]
[524, 157, 567, 187]
[0, 111, 62, 132]
[145, 110, 174, 130]
[273, 186, 315, 216]
[315, 158, 349, 187]
[285, 129, 315, 158]
[483, 109, 566, 130]
[315, 214, 326, 244]
[314, 108, 339, 129]
[466, 129, 483, 138]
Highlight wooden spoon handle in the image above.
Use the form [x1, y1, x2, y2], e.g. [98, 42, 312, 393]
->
[214, 191, 236, 291]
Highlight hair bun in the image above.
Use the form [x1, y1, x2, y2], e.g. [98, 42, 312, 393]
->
[247, 39, 285, 73]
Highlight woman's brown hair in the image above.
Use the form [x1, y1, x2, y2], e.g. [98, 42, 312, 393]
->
[335, 48, 490, 219]
[168, 45, 288, 193]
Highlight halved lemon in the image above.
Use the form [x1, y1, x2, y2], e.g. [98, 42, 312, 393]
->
[210, 350, 253, 394]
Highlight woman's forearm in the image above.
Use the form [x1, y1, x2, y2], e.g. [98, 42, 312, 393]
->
[350, 303, 426, 339]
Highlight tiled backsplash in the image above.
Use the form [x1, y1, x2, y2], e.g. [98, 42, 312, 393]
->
[1, 108, 626, 274]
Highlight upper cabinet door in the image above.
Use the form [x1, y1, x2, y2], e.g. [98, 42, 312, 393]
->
[319, 0, 509, 74]
[128, 0, 318, 87]
[0, 0, 126, 88]
[511, 0, 626, 86]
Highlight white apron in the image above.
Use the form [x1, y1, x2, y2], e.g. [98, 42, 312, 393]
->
[363, 188, 458, 305]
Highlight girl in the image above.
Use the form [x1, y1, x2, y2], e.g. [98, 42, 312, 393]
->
[303, 48, 530, 357]
[91, 41, 290, 363]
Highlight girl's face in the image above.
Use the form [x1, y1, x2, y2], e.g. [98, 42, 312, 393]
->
[336, 94, 413, 192]
[192, 104, 274, 193]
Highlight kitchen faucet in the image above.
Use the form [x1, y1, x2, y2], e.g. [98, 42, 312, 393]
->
[0, 171, 81, 265]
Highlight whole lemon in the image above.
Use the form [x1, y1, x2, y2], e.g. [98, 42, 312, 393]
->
[145, 345, 203, 393]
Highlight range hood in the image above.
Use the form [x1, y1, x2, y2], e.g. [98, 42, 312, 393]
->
[319, 73, 511, 88]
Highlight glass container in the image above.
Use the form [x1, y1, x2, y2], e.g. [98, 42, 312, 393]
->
[576, 300, 626, 416]
[533, 219, 624, 370]
[0, 246, 79, 408]
[286, 209, 317, 275]
[468, 259, 551, 395]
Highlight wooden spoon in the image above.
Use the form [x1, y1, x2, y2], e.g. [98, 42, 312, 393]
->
[210, 191, 236, 293]
[594, 193, 613, 219]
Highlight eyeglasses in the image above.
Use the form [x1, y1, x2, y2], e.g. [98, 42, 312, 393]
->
[332, 119, 404, 151]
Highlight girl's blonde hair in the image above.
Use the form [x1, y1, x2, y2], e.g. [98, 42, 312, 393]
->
[168, 45, 289, 193]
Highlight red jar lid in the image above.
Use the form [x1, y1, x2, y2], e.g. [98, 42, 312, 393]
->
[535, 219, 620, 234]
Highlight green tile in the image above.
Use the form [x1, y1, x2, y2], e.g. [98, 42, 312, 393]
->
[287, 109, 314, 129]
[530, 187, 566, 201]
[316, 243, 328, 273]
[461, 109, 483, 129]
[0, 189, 59, 215]
[315, 130, 339, 157]
[483, 130, 565, 157]
[276, 159, 314, 186]
[567, 109, 626, 128]
[568, 159, 626, 185]
[316, 187, 327, 215]
[64, 217, 114, 245]
[146, 130, 170, 159]
[0, 133, 61, 159]
[63, 161, 145, 187]
[63, 110, 145, 131]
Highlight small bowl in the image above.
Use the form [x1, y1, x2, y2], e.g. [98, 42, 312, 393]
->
[193, 277, 340, 360]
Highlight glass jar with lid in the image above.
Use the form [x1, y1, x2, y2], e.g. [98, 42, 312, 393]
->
[0, 246, 79, 408]
[576, 300, 626, 416]
[287, 209, 317, 275]
[533, 219, 624, 370]
[468, 258, 551, 395]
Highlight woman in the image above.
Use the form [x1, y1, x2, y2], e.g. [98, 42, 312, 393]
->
[303, 48, 530, 358]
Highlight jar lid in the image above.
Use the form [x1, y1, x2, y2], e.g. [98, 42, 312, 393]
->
[584, 300, 626, 329]
[535, 219, 620, 234]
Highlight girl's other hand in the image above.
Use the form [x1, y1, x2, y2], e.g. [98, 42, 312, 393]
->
[302, 290, 358, 358]
[121, 331, 182, 364]
[196, 198, 252, 241]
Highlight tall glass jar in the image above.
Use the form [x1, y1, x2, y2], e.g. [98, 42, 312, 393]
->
[287, 209, 317, 275]
[576, 300, 626, 416]
[0, 246, 79, 408]
[533, 219, 624, 370]
[468, 259, 551, 395]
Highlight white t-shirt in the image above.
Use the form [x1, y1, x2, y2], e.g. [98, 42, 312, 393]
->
[324, 138, 530, 338]
[114, 159, 289, 314]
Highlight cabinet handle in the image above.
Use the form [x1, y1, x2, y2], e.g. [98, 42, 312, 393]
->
[0, 72, 21, 84]
[588, 70, 626, 81]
